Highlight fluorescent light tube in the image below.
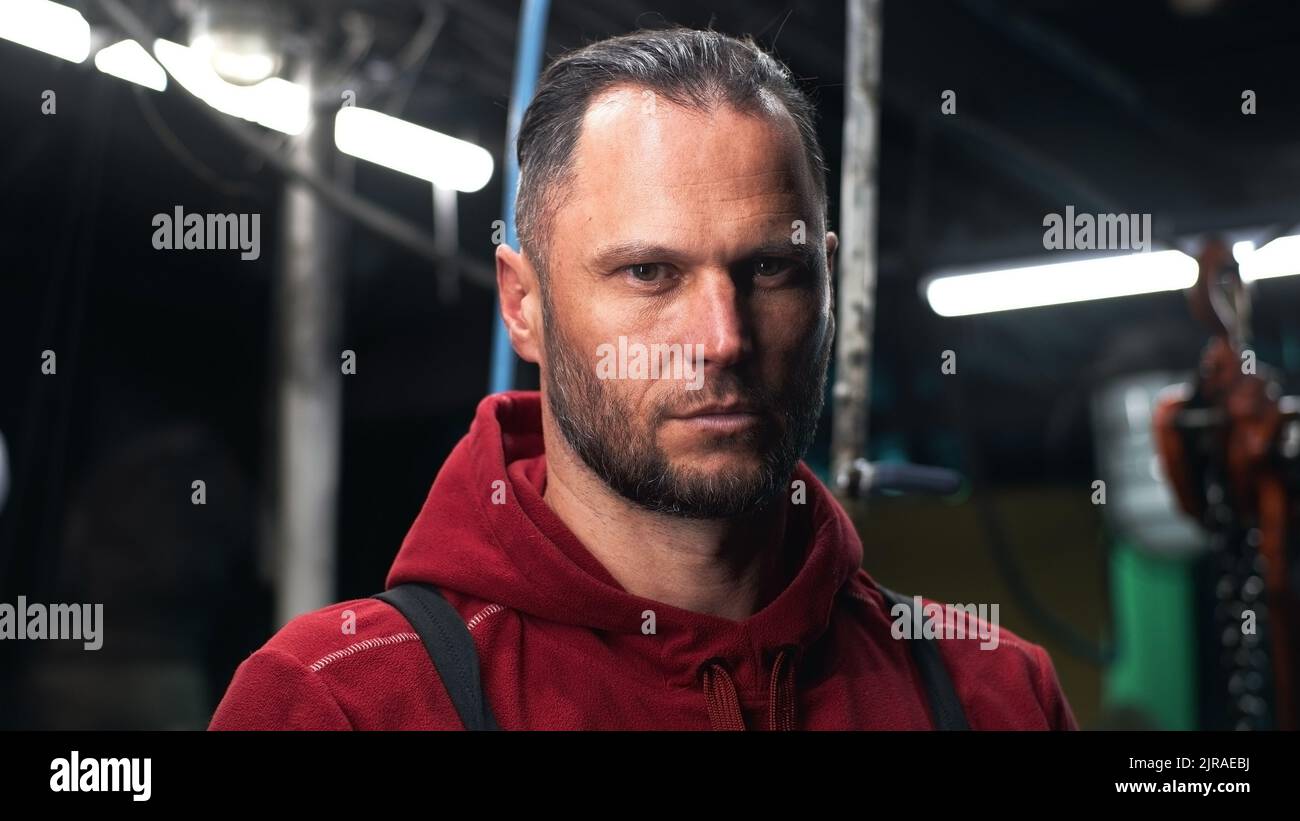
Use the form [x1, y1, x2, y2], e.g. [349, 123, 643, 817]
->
[1239, 235, 1300, 283]
[94, 39, 166, 91]
[334, 106, 494, 193]
[0, 0, 91, 63]
[925, 250, 1199, 317]
[153, 38, 307, 135]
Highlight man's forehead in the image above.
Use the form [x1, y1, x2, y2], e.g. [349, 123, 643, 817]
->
[569, 84, 814, 204]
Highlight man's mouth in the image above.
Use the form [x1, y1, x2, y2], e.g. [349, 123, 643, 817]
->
[668, 401, 764, 433]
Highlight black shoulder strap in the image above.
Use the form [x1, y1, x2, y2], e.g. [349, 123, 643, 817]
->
[877, 585, 971, 731]
[373, 583, 500, 731]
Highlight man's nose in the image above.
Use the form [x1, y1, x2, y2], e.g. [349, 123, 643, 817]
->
[685, 270, 750, 368]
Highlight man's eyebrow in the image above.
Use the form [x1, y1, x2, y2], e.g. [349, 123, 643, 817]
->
[590, 241, 692, 271]
[590, 238, 823, 271]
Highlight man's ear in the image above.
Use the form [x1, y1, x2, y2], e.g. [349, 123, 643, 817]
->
[825, 231, 839, 276]
[495, 243, 543, 364]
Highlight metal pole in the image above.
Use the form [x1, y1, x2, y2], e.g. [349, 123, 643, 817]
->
[273, 54, 345, 626]
[832, 0, 884, 496]
[489, 0, 551, 394]
[434, 185, 460, 304]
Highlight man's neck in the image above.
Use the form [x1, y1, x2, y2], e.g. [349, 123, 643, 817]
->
[541, 431, 791, 621]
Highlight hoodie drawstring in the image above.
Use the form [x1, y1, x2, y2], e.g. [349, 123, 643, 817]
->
[701, 659, 746, 731]
[701, 647, 797, 731]
[767, 647, 797, 731]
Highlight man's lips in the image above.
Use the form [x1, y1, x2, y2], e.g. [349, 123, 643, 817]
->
[667, 403, 763, 432]
[669, 401, 759, 419]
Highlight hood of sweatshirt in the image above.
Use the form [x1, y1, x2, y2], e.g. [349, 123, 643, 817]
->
[386, 390, 864, 728]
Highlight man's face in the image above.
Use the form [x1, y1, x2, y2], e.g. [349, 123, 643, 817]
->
[539, 86, 835, 518]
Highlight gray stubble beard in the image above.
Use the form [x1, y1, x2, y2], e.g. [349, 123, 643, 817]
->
[541, 288, 831, 519]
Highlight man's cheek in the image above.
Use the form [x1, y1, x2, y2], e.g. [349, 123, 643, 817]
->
[761, 322, 820, 369]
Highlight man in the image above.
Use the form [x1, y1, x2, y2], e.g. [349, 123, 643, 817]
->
[210, 28, 1077, 730]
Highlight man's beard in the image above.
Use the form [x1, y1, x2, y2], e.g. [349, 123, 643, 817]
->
[542, 300, 831, 519]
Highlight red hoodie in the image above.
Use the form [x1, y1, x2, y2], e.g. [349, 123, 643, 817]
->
[210, 391, 1077, 731]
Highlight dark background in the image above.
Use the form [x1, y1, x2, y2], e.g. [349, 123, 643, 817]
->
[2, 0, 1299, 729]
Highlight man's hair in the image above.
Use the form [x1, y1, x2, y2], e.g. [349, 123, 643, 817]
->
[514, 27, 829, 278]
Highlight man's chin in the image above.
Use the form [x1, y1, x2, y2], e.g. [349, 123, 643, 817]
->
[640, 466, 787, 518]
[664, 450, 768, 479]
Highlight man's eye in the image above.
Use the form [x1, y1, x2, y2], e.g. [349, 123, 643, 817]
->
[753, 257, 793, 278]
[626, 263, 668, 282]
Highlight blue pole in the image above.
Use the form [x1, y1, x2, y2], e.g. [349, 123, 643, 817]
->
[490, 0, 551, 394]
